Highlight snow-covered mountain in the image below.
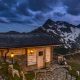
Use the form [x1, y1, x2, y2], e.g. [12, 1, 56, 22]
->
[31, 19, 80, 49]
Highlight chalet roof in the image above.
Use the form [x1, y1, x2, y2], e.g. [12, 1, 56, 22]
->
[0, 33, 61, 48]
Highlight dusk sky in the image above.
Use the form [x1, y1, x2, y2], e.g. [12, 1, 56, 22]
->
[0, 0, 80, 32]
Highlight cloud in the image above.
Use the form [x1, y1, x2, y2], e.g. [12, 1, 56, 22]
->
[62, 0, 80, 15]
[27, 1, 80, 25]
[0, 0, 80, 32]
[28, 0, 57, 11]
[61, 14, 80, 25]
[0, 17, 10, 23]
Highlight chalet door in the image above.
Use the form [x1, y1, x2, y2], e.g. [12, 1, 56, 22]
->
[37, 51, 45, 68]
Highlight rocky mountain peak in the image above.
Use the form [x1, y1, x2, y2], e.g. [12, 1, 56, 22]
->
[31, 19, 80, 49]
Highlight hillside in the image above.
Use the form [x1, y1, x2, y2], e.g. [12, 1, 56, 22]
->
[65, 53, 80, 79]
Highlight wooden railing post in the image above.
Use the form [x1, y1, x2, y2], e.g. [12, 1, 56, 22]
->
[25, 48, 28, 67]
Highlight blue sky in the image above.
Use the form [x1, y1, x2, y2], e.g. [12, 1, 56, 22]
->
[0, 0, 80, 32]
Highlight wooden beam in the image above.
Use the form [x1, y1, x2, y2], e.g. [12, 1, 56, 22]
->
[0, 50, 4, 60]
[50, 46, 54, 63]
[4, 49, 9, 62]
[0, 49, 9, 62]
[25, 48, 28, 67]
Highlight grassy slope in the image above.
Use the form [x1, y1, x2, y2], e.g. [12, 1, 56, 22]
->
[66, 53, 80, 80]
[0, 61, 35, 80]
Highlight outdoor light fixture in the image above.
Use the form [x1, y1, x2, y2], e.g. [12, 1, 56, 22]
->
[30, 50, 34, 54]
[30, 50, 34, 53]
[11, 53, 14, 58]
[11, 53, 14, 64]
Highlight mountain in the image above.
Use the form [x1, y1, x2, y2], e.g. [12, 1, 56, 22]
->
[30, 19, 80, 49]
[0, 18, 80, 51]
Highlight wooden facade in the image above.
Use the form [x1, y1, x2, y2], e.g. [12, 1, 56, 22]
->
[0, 33, 61, 71]
[0, 45, 55, 71]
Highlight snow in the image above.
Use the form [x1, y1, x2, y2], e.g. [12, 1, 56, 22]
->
[45, 23, 80, 48]
[58, 24, 67, 29]
[63, 32, 75, 42]
[48, 25, 53, 28]
[70, 27, 80, 39]
[61, 27, 80, 44]
[47, 29, 58, 35]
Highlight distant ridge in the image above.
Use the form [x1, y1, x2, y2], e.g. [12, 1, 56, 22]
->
[0, 31, 27, 34]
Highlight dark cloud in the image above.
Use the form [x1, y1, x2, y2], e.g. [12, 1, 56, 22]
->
[54, 12, 66, 17]
[0, 0, 80, 32]
[28, 0, 57, 11]
[63, 0, 80, 15]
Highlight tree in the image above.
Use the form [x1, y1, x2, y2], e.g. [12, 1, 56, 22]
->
[0, 49, 9, 62]
[54, 46, 69, 55]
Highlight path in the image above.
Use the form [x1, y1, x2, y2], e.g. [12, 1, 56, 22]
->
[34, 64, 76, 80]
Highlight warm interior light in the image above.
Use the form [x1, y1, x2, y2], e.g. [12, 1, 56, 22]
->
[30, 50, 34, 54]
[30, 50, 34, 53]
[11, 53, 14, 58]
